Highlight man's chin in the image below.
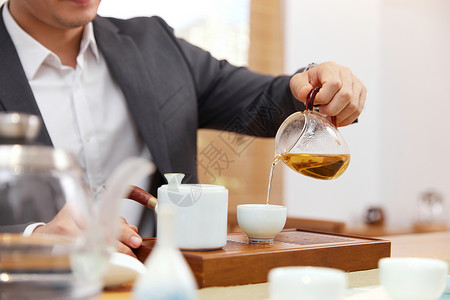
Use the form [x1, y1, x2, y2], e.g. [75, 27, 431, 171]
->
[55, 12, 97, 28]
[58, 0, 100, 27]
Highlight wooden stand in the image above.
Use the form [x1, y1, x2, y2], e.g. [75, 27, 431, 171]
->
[135, 229, 391, 288]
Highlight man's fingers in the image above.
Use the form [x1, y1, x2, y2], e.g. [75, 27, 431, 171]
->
[289, 62, 367, 127]
[336, 77, 364, 125]
[319, 67, 354, 118]
[121, 217, 138, 233]
[118, 217, 142, 249]
[129, 224, 139, 234]
[339, 84, 367, 126]
[290, 62, 345, 105]
[116, 241, 137, 258]
[33, 203, 83, 237]
[290, 72, 313, 102]
[313, 63, 343, 106]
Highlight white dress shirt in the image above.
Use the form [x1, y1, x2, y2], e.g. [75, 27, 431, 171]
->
[3, 5, 151, 227]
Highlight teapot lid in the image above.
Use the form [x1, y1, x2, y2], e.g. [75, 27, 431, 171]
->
[0, 145, 78, 172]
[158, 173, 226, 190]
[0, 112, 41, 145]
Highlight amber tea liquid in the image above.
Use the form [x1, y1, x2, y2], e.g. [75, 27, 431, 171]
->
[266, 153, 350, 205]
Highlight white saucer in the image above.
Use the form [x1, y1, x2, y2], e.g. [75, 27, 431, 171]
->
[102, 252, 147, 287]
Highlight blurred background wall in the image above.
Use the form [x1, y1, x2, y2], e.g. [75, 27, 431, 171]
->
[283, 0, 450, 233]
[283, 0, 382, 228]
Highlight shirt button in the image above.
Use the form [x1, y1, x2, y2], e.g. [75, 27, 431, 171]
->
[84, 134, 90, 142]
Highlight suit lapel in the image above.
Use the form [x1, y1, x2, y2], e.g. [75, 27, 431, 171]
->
[93, 17, 172, 173]
[0, 5, 52, 145]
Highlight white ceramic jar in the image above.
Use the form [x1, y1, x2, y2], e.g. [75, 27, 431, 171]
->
[157, 173, 228, 250]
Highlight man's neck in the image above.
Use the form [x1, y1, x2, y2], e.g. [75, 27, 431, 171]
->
[8, 3, 83, 68]
[33, 28, 83, 68]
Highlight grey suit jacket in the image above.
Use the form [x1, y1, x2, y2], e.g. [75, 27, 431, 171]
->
[0, 9, 305, 235]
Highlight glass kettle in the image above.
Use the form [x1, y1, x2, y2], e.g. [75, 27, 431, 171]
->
[0, 112, 155, 300]
[274, 87, 350, 180]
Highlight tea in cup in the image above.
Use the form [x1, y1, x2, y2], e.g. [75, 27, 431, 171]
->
[269, 266, 347, 300]
[379, 257, 448, 300]
[236, 204, 287, 244]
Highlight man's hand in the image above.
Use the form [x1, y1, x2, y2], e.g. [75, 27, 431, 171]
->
[116, 217, 142, 258]
[290, 61, 367, 126]
[33, 203, 84, 237]
[33, 204, 142, 258]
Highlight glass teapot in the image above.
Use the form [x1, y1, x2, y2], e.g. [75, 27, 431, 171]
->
[0, 112, 155, 300]
[274, 87, 350, 180]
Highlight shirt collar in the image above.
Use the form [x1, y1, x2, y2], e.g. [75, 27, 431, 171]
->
[2, 4, 100, 80]
[80, 22, 100, 64]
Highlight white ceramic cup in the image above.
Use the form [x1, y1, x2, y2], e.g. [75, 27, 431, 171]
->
[379, 257, 449, 300]
[237, 204, 287, 244]
[269, 266, 347, 300]
[157, 173, 228, 250]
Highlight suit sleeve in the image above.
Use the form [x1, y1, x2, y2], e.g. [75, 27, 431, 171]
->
[152, 17, 306, 138]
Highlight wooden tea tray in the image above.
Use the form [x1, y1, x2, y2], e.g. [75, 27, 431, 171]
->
[135, 229, 391, 288]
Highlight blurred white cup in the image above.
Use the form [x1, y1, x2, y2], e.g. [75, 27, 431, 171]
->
[269, 266, 347, 300]
[379, 257, 448, 300]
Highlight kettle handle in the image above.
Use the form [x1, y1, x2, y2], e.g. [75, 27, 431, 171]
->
[306, 87, 337, 127]
[127, 185, 158, 210]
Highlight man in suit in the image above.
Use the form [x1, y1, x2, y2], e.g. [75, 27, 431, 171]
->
[0, 0, 366, 256]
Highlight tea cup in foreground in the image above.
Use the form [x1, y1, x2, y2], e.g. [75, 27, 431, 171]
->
[269, 266, 347, 300]
[237, 204, 287, 244]
[379, 257, 448, 300]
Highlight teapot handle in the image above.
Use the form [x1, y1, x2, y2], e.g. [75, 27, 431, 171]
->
[127, 185, 158, 210]
[306, 87, 337, 127]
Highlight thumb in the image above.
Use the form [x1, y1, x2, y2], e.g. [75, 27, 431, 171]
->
[290, 72, 314, 103]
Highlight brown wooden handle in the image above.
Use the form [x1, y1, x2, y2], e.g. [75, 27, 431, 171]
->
[306, 87, 337, 127]
[306, 87, 320, 111]
[331, 116, 337, 127]
[127, 185, 158, 210]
